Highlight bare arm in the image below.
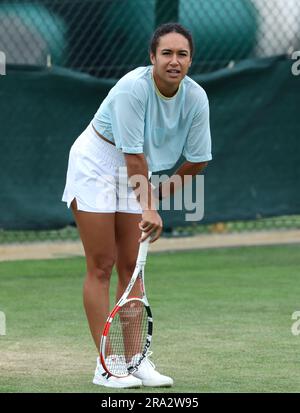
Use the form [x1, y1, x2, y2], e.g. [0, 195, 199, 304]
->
[124, 153, 163, 242]
[159, 161, 208, 199]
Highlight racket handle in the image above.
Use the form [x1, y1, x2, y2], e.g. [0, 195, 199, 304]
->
[137, 232, 150, 265]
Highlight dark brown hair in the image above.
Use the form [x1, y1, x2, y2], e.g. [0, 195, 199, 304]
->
[150, 22, 194, 57]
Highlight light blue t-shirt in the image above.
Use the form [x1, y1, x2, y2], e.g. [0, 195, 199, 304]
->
[92, 66, 212, 172]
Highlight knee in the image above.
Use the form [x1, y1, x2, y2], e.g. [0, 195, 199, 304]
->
[87, 258, 115, 283]
[117, 259, 136, 279]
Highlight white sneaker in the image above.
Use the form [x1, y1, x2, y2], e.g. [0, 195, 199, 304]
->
[131, 351, 174, 387]
[93, 357, 142, 389]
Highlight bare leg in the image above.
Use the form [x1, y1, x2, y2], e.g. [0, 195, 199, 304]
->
[115, 213, 143, 361]
[115, 212, 142, 301]
[71, 199, 116, 351]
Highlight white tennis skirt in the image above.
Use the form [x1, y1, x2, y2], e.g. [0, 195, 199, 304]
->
[62, 123, 144, 214]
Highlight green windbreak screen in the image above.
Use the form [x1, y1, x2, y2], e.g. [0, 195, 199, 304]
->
[0, 56, 299, 230]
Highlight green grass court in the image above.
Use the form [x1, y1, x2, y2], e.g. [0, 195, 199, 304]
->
[0, 244, 300, 393]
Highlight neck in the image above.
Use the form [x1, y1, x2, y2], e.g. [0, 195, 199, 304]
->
[152, 72, 179, 98]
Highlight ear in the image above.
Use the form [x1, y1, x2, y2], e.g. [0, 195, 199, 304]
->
[188, 59, 192, 68]
[150, 52, 156, 65]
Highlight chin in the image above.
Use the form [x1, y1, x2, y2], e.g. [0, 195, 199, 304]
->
[168, 75, 184, 83]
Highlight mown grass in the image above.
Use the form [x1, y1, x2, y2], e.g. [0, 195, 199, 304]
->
[0, 244, 300, 393]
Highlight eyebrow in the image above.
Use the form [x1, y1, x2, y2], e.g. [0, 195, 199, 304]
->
[161, 48, 189, 53]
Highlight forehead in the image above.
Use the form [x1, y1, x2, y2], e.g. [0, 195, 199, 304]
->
[157, 32, 190, 52]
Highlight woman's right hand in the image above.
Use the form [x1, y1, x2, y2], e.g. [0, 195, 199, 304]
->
[139, 210, 163, 243]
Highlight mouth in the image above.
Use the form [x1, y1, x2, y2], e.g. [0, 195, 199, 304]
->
[166, 69, 181, 75]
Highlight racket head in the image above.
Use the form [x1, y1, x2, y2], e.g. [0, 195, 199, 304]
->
[100, 298, 153, 378]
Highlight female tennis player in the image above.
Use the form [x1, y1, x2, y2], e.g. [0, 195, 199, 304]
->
[62, 22, 212, 388]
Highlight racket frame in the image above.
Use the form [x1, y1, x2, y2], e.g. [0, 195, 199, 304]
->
[100, 236, 153, 378]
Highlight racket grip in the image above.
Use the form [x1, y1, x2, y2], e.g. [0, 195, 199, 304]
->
[137, 232, 150, 265]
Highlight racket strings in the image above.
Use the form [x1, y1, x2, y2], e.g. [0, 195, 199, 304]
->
[105, 300, 148, 376]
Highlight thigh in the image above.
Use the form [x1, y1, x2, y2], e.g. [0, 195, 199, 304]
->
[115, 212, 142, 273]
[71, 199, 116, 270]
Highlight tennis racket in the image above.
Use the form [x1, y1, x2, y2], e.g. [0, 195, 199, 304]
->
[100, 233, 153, 378]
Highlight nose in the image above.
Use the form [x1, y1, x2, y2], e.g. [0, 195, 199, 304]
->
[170, 54, 179, 66]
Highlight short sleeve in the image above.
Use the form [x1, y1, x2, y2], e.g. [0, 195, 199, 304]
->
[183, 99, 212, 163]
[109, 92, 145, 154]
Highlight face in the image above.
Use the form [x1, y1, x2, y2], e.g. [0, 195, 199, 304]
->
[150, 32, 192, 96]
